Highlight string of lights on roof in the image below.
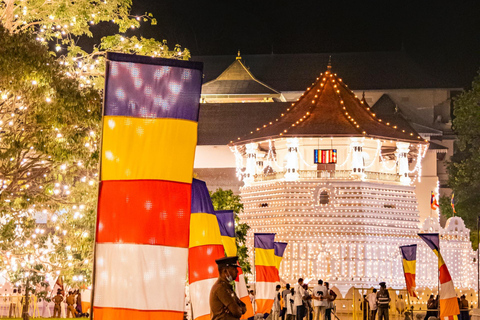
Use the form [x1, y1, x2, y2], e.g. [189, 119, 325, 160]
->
[230, 60, 427, 144]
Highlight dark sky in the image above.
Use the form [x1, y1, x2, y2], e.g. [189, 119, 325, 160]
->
[85, 0, 480, 87]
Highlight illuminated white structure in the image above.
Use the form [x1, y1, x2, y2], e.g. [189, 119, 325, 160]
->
[230, 64, 477, 292]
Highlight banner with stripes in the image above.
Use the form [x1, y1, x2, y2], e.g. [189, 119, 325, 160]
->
[94, 52, 202, 320]
[254, 233, 276, 314]
[189, 179, 225, 320]
[215, 210, 254, 319]
[274, 242, 288, 281]
[399, 244, 417, 298]
[419, 233, 459, 320]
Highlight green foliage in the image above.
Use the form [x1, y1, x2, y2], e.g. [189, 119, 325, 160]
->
[447, 70, 480, 249]
[210, 188, 251, 277]
[0, 27, 100, 295]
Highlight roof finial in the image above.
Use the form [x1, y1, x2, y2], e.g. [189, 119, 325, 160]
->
[327, 55, 332, 70]
[362, 91, 365, 99]
[236, 50, 241, 60]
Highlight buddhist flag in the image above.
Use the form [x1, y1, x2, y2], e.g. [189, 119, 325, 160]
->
[215, 210, 237, 256]
[399, 245, 417, 298]
[274, 242, 288, 280]
[189, 179, 225, 320]
[451, 194, 456, 214]
[94, 52, 202, 320]
[215, 210, 254, 319]
[254, 233, 276, 314]
[418, 233, 459, 320]
[431, 192, 440, 210]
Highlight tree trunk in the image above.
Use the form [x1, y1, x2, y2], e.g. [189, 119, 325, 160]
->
[22, 279, 30, 320]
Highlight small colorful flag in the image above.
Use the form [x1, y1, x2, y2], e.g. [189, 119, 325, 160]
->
[451, 194, 456, 214]
[274, 242, 288, 281]
[418, 233, 459, 320]
[399, 245, 417, 298]
[431, 192, 440, 210]
[254, 233, 276, 315]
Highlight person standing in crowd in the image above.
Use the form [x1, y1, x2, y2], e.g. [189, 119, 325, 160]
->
[209, 256, 247, 320]
[75, 290, 82, 315]
[424, 294, 437, 320]
[52, 289, 64, 318]
[249, 290, 256, 313]
[313, 280, 327, 320]
[66, 291, 78, 318]
[271, 285, 282, 320]
[286, 288, 296, 320]
[460, 295, 469, 320]
[294, 278, 306, 320]
[281, 284, 291, 320]
[396, 295, 406, 317]
[324, 282, 336, 320]
[366, 289, 378, 320]
[303, 284, 313, 320]
[376, 282, 391, 320]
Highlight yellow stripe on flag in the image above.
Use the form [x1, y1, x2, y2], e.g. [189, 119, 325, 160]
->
[274, 255, 283, 269]
[221, 236, 237, 256]
[255, 248, 276, 267]
[402, 259, 416, 274]
[434, 249, 446, 267]
[189, 213, 222, 248]
[101, 116, 197, 183]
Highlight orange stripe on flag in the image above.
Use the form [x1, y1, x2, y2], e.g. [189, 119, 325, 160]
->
[93, 307, 184, 320]
[256, 299, 274, 315]
[240, 295, 254, 319]
[440, 297, 460, 320]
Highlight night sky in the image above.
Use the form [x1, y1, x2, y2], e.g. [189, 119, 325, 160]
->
[85, 0, 480, 87]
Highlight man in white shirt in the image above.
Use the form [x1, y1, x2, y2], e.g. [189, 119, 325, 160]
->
[294, 278, 306, 320]
[367, 288, 378, 320]
[313, 279, 327, 320]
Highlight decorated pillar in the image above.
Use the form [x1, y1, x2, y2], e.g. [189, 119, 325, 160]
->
[245, 143, 257, 185]
[350, 139, 365, 178]
[396, 142, 411, 185]
[285, 138, 299, 181]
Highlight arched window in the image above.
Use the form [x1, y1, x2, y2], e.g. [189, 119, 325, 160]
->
[319, 191, 329, 205]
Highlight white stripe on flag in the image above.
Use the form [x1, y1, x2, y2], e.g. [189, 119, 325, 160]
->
[236, 273, 249, 299]
[94, 243, 188, 311]
[440, 281, 457, 300]
[256, 282, 277, 300]
[189, 278, 217, 319]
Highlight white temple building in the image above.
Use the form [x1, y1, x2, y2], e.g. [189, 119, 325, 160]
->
[226, 62, 477, 294]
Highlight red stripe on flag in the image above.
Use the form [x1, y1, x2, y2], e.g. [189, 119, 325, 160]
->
[255, 265, 278, 282]
[93, 307, 184, 320]
[188, 245, 224, 283]
[404, 273, 417, 297]
[439, 264, 452, 284]
[96, 180, 191, 247]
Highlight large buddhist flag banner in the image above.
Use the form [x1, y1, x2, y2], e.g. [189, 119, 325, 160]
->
[215, 210, 254, 319]
[399, 244, 417, 298]
[274, 242, 288, 280]
[189, 179, 225, 320]
[215, 210, 237, 256]
[255, 233, 276, 315]
[94, 52, 202, 320]
[418, 233, 459, 320]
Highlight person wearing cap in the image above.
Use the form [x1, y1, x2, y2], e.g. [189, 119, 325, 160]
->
[210, 256, 247, 320]
[376, 282, 390, 320]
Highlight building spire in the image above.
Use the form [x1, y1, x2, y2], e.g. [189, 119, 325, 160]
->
[327, 55, 332, 70]
[236, 50, 242, 60]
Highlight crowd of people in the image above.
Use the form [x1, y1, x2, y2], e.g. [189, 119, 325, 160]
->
[0, 288, 87, 318]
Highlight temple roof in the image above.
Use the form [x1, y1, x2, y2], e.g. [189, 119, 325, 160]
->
[231, 65, 426, 145]
[201, 54, 280, 95]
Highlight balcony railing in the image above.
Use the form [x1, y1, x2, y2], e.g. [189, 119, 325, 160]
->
[253, 170, 400, 182]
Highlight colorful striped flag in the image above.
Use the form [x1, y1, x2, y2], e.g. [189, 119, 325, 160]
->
[189, 179, 225, 320]
[215, 210, 254, 319]
[418, 233, 459, 320]
[274, 242, 288, 281]
[94, 52, 202, 320]
[431, 191, 440, 210]
[451, 193, 456, 214]
[254, 233, 277, 314]
[399, 244, 417, 298]
[215, 210, 237, 257]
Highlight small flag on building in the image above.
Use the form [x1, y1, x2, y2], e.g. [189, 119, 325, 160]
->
[451, 193, 456, 214]
[399, 244, 417, 298]
[431, 192, 440, 210]
[418, 233, 459, 320]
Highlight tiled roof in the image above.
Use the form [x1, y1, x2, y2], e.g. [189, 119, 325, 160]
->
[192, 52, 461, 91]
[231, 65, 425, 144]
